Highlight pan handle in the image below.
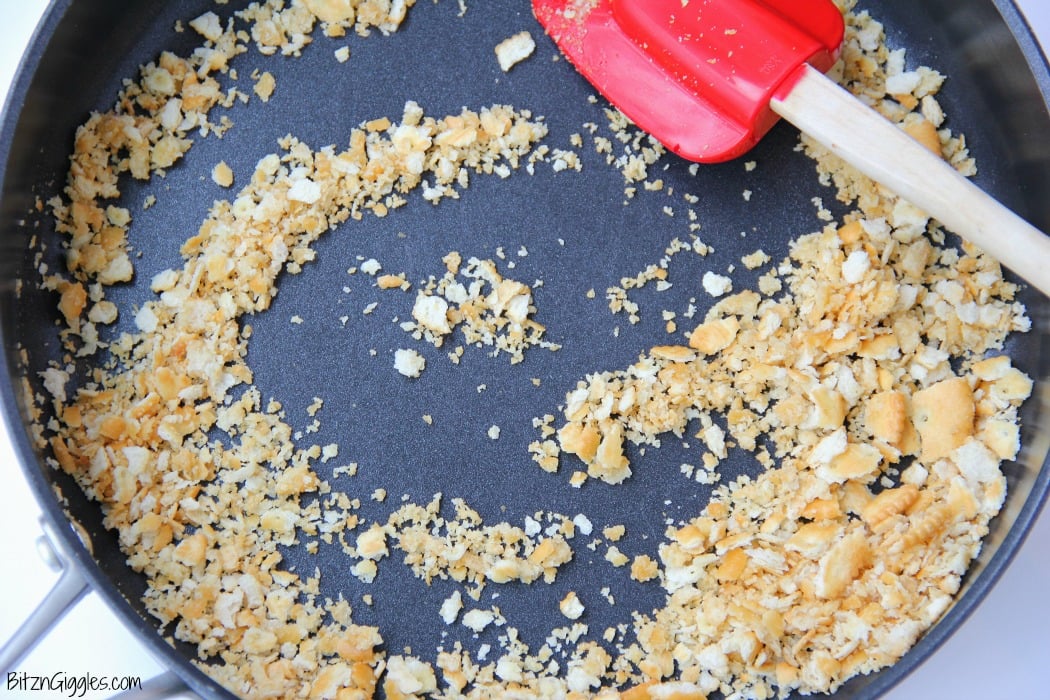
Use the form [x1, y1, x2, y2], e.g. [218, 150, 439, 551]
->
[0, 516, 197, 700]
[0, 516, 89, 675]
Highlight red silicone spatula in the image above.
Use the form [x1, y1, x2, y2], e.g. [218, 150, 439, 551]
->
[533, 0, 1050, 297]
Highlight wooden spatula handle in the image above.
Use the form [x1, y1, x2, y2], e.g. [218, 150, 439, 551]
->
[772, 63, 1050, 298]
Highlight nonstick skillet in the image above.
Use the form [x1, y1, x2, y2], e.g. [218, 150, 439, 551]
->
[2, 1, 1050, 698]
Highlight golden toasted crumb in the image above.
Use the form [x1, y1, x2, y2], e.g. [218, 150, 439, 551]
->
[210, 160, 234, 187]
[253, 70, 276, 101]
[630, 554, 659, 583]
[741, 249, 770, 270]
[376, 273, 406, 289]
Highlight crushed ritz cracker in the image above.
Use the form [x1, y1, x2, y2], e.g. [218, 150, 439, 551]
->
[20, 0, 1036, 698]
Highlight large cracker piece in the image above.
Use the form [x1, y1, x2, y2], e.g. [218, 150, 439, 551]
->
[911, 377, 975, 463]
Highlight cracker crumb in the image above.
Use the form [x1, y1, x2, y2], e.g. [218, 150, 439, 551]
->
[394, 348, 425, 378]
[210, 160, 234, 187]
[630, 554, 659, 582]
[741, 248, 770, 269]
[253, 70, 276, 102]
[188, 11, 223, 42]
[559, 591, 585, 620]
[495, 31, 536, 72]
[401, 255, 559, 364]
[701, 271, 733, 297]
[462, 608, 496, 633]
[439, 590, 464, 625]
[604, 545, 629, 567]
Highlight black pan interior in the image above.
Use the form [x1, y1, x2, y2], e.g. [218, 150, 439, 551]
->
[2, 1, 1049, 698]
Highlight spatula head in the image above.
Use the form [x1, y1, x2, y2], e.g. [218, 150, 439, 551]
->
[533, 0, 845, 162]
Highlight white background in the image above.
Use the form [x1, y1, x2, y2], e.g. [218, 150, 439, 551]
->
[1, 2, 1048, 698]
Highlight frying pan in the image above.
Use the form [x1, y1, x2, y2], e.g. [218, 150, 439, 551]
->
[1, 1, 1049, 698]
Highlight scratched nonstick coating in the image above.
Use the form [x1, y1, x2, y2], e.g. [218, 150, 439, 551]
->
[1, 1, 1049, 698]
